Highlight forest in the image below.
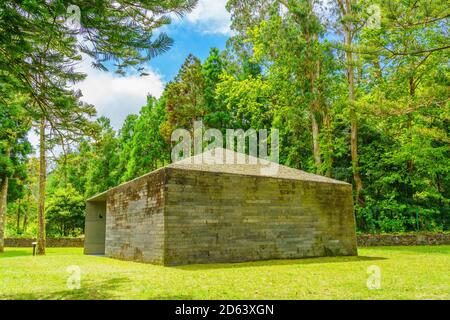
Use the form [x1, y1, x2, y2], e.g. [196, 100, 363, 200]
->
[0, 0, 449, 255]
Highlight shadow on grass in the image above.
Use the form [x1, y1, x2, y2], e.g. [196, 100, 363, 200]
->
[0, 248, 84, 259]
[0, 249, 33, 259]
[174, 255, 387, 271]
[0, 277, 130, 300]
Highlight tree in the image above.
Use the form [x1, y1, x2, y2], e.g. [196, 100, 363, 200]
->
[125, 96, 170, 180]
[161, 54, 205, 141]
[3, 0, 448, 238]
[0, 0, 198, 254]
[202, 48, 231, 129]
[84, 117, 119, 198]
[0, 102, 31, 252]
[115, 114, 139, 183]
[226, 0, 336, 173]
[46, 184, 85, 237]
[353, 0, 450, 231]
[335, 0, 365, 205]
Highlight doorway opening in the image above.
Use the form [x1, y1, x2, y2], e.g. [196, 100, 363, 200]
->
[84, 200, 106, 255]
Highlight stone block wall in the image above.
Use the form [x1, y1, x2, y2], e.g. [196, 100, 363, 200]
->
[92, 166, 358, 265]
[105, 169, 166, 264]
[6, 233, 447, 249]
[357, 233, 450, 247]
[5, 237, 84, 247]
[163, 168, 357, 265]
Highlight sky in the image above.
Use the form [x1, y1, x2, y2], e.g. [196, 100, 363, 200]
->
[27, 0, 336, 149]
[78, 0, 230, 130]
[74, 0, 337, 131]
[28, 0, 231, 149]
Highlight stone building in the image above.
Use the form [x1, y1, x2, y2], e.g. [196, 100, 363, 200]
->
[84, 148, 357, 265]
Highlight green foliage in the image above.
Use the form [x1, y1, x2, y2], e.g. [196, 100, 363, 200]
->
[124, 96, 170, 181]
[5, 159, 39, 237]
[220, 0, 449, 231]
[0, 0, 200, 244]
[2, 0, 448, 237]
[202, 48, 231, 128]
[0, 104, 31, 182]
[161, 54, 206, 141]
[44, 0, 449, 232]
[84, 117, 120, 198]
[45, 185, 85, 237]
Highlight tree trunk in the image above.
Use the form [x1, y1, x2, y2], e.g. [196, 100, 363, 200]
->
[316, 58, 333, 177]
[23, 209, 28, 232]
[23, 192, 30, 232]
[323, 110, 333, 177]
[37, 119, 46, 255]
[373, 56, 382, 81]
[16, 200, 21, 234]
[0, 147, 11, 253]
[407, 77, 415, 174]
[308, 32, 322, 173]
[311, 111, 322, 172]
[350, 110, 363, 205]
[344, 17, 364, 206]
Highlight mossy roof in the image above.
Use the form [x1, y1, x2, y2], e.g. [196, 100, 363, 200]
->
[88, 148, 349, 202]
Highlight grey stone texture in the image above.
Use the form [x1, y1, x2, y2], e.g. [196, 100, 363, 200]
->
[7, 233, 449, 248]
[104, 168, 166, 264]
[357, 233, 450, 247]
[5, 237, 84, 247]
[164, 168, 356, 265]
[85, 148, 358, 265]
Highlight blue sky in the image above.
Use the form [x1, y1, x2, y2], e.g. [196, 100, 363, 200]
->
[28, 0, 231, 150]
[76, 0, 231, 130]
[26, 0, 339, 154]
[28, 0, 337, 149]
[150, 22, 229, 82]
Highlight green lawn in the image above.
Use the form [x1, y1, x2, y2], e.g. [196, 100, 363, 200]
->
[0, 246, 449, 300]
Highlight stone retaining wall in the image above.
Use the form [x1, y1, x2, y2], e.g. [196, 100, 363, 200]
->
[5, 233, 449, 249]
[356, 233, 450, 247]
[5, 237, 84, 247]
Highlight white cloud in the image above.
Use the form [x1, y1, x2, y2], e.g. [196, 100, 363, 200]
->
[27, 57, 164, 155]
[184, 0, 231, 35]
[27, 131, 40, 154]
[75, 57, 164, 130]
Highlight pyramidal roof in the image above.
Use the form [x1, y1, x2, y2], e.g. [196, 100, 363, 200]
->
[168, 148, 348, 185]
[88, 148, 349, 201]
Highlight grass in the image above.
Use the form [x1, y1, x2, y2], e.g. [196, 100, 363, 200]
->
[0, 246, 449, 300]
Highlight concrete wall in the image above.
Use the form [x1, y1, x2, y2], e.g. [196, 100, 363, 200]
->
[104, 169, 166, 264]
[164, 168, 357, 265]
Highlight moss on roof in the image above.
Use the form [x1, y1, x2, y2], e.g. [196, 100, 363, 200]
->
[87, 148, 349, 201]
[168, 148, 349, 185]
